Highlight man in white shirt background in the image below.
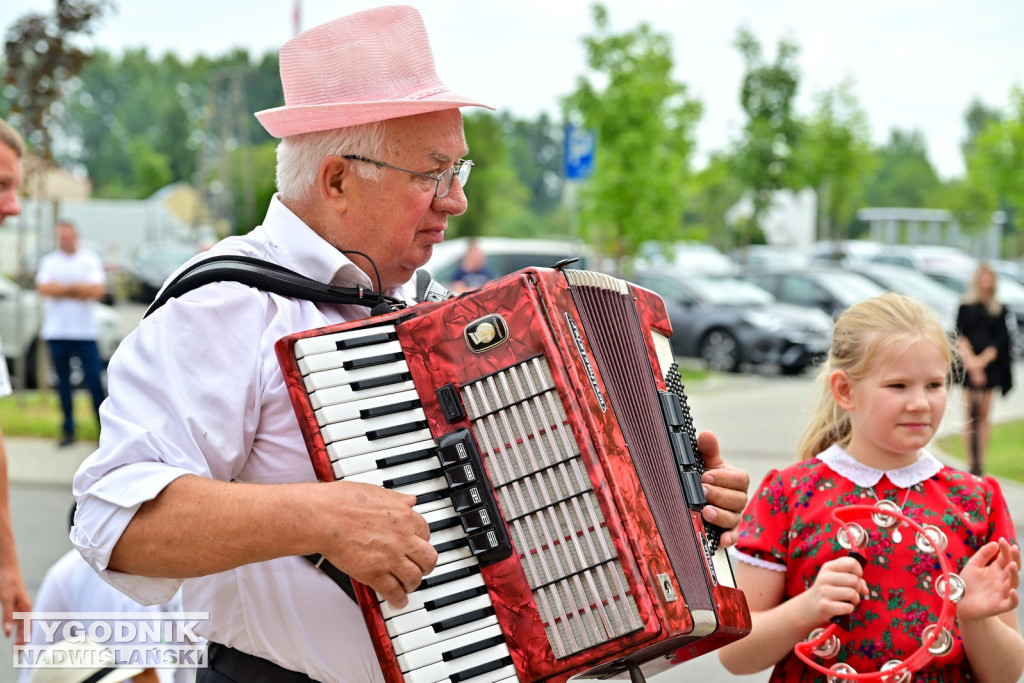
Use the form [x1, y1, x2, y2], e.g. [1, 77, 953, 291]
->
[35, 220, 108, 447]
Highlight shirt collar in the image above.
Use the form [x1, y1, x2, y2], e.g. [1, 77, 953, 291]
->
[260, 195, 416, 303]
[816, 443, 944, 488]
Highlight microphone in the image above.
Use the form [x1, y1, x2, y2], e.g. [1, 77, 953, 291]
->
[414, 269, 454, 303]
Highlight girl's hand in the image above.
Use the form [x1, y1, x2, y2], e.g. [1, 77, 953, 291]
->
[957, 539, 1021, 624]
[799, 556, 869, 626]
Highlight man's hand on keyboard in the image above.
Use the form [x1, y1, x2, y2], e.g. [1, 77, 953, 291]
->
[323, 481, 438, 609]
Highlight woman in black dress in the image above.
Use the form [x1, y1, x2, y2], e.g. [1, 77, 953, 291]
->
[955, 262, 1014, 475]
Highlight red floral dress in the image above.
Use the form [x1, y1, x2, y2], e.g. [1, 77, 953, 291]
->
[732, 445, 1017, 682]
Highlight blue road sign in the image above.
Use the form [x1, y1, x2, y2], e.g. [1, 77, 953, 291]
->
[564, 124, 596, 180]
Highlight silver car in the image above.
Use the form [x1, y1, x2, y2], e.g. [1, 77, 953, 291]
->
[0, 274, 123, 388]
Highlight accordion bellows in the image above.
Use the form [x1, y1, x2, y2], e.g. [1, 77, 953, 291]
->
[276, 267, 751, 683]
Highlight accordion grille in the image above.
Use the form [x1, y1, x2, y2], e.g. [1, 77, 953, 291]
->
[462, 356, 643, 659]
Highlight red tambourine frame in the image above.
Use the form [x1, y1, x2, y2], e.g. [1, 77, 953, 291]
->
[793, 504, 958, 681]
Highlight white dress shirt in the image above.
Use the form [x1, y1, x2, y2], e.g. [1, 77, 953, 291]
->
[35, 247, 106, 340]
[72, 196, 416, 683]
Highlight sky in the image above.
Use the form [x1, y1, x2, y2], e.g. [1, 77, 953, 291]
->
[2, 0, 1023, 180]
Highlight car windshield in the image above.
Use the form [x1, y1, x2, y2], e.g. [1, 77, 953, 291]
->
[687, 276, 775, 305]
[868, 268, 958, 300]
[815, 271, 886, 306]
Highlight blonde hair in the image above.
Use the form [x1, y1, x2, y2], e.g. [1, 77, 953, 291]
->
[795, 293, 957, 461]
[274, 120, 394, 201]
[962, 262, 1002, 316]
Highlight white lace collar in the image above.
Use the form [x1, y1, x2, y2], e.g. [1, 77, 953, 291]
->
[816, 444, 943, 488]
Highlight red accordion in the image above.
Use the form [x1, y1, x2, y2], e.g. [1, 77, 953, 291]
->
[276, 267, 750, 683]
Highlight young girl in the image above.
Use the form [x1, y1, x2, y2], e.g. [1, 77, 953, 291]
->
[718, 293, 1024, 682]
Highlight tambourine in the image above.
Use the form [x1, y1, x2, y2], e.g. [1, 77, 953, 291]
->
[793, 504, 962, 682]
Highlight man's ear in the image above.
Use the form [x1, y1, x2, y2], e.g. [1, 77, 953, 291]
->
[830, 370, 856, 411]
[318, 155, 349, 210]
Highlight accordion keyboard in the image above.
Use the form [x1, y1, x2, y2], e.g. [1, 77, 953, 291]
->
[293, 324, 519, 683]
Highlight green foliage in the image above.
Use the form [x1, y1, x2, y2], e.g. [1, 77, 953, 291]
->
[936, 418, 1024, 483]
[962, 86, 1024, 237]
[798, 81, 875, 242]
[562, 3, 702, 264]
[731, 27, 803, 239]
[863, 130, 943, 209]
[502, 112, 564, 216]
[62, 47, 281, 212]
[222, 140, 277, 234]
[0, 391, 100, 440]
[684, 153, 744, 251]
[2, 0, 109, 157]
[453, 112, 532, 238]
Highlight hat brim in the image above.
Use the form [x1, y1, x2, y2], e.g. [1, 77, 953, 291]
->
[255, 92, 496, 138]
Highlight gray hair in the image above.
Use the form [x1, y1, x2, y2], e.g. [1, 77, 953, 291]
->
[0, 118, 26, 158]
[275, 122, 394, 200]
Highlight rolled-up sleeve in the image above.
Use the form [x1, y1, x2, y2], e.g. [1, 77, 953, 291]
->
[72, 282, 268, 604]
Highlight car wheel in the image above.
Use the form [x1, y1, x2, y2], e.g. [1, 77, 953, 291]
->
[700, 329, 741, 373]
[780, 363, 804, 376]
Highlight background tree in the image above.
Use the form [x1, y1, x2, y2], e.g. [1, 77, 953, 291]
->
[503, 112, 564, 217]
[731, 26, 803, 246]
[3, 0, 109, 158]
[962, 98, 1003, 158]
[684, 153, 744, 250]
[562, 3, 702, 272]
[862, 129, 943, 209]
[797, 81, 875, 242]
[962, 86, 1024, 254]
[453, 112, 532, 238]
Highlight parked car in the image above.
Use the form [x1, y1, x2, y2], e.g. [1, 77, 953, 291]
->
[123, 242, 201, 303]
[740, 267, 888, 319]
[848, 263, 960, 332]
[808, 240, 886, 267]
[991, 259, 1024, 288]
[425, 237, 594, 288]
[0, 274, 123, 388]
[636, 241, 737, 275]
[868, 244, 976, 273]
[729, 244, 810, 271]
[631, 269, 833, 374]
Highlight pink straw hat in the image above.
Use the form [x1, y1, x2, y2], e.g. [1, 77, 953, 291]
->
[255, 5, 495, 138]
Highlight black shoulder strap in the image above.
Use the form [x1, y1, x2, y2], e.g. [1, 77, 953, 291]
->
[142, 252, 412, 602]
[144, 254, 405, 318]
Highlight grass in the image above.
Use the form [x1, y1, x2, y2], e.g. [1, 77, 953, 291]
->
[935, 420, 1024, 483]
[0, 391, 100, 440]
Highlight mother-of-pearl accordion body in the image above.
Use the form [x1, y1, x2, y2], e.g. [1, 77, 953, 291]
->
[275, 267, 751, 683]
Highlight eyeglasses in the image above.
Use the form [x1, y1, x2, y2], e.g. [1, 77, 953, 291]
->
[343, 155, 474, 198]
